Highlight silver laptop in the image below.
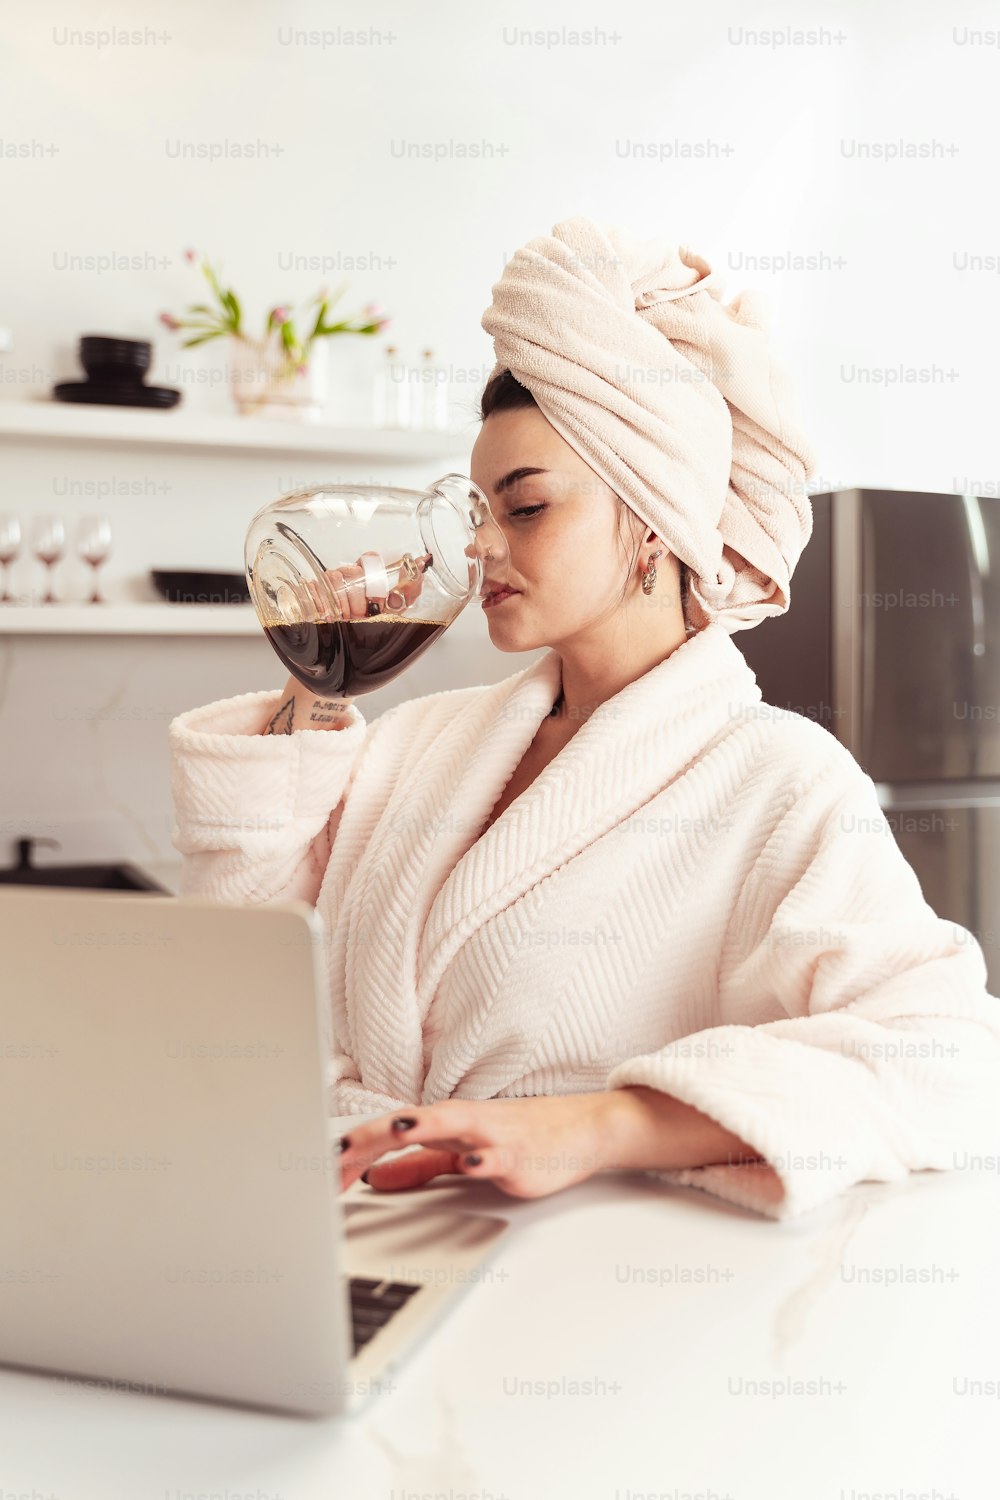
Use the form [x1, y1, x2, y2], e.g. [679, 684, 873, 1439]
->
[0, 887, 508, 1417]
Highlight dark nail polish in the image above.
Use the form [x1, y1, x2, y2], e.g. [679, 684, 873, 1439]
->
[361, 1170, 372, 1185]
[464, 1153, 482, 1167]
[337, 1136, 351, 1153]
[391, 1116, 417, 1132]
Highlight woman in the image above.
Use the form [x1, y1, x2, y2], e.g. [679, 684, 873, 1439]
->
[170, 217, 1000, 1220]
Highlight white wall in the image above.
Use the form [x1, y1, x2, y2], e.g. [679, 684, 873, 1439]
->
[1, 0, 998, 870]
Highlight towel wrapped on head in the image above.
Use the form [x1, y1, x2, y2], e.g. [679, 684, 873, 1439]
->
[481, 216, 818, 634]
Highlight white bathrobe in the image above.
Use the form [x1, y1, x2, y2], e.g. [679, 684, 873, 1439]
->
[169, 622, 1000, 1220]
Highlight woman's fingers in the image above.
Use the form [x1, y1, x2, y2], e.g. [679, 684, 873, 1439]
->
[314, 565, 365, 620]
[333, 566, 366, 619]
[295, 578, 323, 618]
[338, 1096, 617, 1202]
[453, 1147, 494, 1175]
[357, 551, 388, 613]
[293, 553, 424, 624]
[340, 1104, 488, 1191]
[343, 1131, 486, 1183]
[363, 1146, 463, 1192]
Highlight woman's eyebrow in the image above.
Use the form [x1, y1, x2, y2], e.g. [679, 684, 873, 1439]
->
[494, 466, 550, 494]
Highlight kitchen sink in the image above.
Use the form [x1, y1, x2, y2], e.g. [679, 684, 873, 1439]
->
[0, 838, 169, 893]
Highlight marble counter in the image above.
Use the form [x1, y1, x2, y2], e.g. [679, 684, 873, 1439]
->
[0, 1153, 995, 1500]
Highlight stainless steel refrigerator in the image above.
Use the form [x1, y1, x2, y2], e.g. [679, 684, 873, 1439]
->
[738, 487, 1000, 991]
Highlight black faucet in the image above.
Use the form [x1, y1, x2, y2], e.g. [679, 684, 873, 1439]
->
[11, 837, 61, 871]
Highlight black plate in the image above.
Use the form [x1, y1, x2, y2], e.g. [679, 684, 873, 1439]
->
[151, 569, 252, 605]
[54, 382, 181, 409]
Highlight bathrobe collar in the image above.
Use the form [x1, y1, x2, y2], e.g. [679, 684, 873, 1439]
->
[344, 621, 763, 1102]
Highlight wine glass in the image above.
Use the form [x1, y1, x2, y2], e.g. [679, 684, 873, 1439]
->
[32, 515, 66, 605]
[0, 514, 21, 604]
[76, 514, 113, 605]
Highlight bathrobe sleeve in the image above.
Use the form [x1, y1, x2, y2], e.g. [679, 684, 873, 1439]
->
[168, 688, 370, 906]
[605, 742, 1000, 1221]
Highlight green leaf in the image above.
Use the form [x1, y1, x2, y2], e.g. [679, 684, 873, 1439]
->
[309, 298, 329, 341]
[180, 331, 224, 347]
[223, 288, 242, 333]
[202, 260, 224, 303]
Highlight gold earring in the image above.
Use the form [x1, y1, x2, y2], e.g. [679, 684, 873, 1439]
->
[642, 548, 664, 595]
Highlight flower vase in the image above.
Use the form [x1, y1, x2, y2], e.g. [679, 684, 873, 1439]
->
[227, 336, 328, 422]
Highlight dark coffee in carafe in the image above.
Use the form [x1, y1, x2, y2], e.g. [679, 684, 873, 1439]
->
[263, 614, 449, 696]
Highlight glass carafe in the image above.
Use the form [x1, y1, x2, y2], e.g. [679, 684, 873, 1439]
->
[244, 472, 510, 697]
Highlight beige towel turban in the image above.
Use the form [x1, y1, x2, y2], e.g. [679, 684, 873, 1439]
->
[480, 215, 818, 633]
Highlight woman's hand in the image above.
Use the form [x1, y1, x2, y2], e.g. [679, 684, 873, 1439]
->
[298, 550, 429, 621]
[339, 1092, 641, 1200]
[338, 1088, 766, 1201]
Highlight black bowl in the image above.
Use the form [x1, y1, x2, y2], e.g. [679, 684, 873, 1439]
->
[151, 569, 252, 605]
[80, 336, 152, 383]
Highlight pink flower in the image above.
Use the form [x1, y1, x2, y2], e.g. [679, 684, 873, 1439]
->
[159, 312, 181, 330]
[374, 316, 391, 332]
[269, 305, 290, 326]
[363, 300, 383, 318]
[183, 248, 198, 264]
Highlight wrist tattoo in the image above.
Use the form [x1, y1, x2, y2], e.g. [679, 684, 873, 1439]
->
[308, 697, 353, 725]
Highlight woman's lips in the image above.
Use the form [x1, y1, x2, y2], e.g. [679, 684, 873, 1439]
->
[482, 586, 520, 609]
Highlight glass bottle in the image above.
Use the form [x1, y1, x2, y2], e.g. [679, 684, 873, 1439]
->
[418, 348, 450, 431]
[372, 343, 411, 429]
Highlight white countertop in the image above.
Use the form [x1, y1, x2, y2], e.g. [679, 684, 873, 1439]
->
[0, 1148, 995, 1499]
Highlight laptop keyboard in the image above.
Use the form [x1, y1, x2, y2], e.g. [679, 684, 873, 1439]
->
[348, 1276, 422, 1355]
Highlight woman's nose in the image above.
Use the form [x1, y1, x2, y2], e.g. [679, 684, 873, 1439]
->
[466, 512, 508, 571]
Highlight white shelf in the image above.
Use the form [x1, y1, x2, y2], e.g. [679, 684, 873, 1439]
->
[0, 399, 473, 460]
[0, 604, 263, 636]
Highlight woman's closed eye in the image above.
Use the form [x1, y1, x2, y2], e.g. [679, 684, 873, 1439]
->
[508, 504, 546, 519]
